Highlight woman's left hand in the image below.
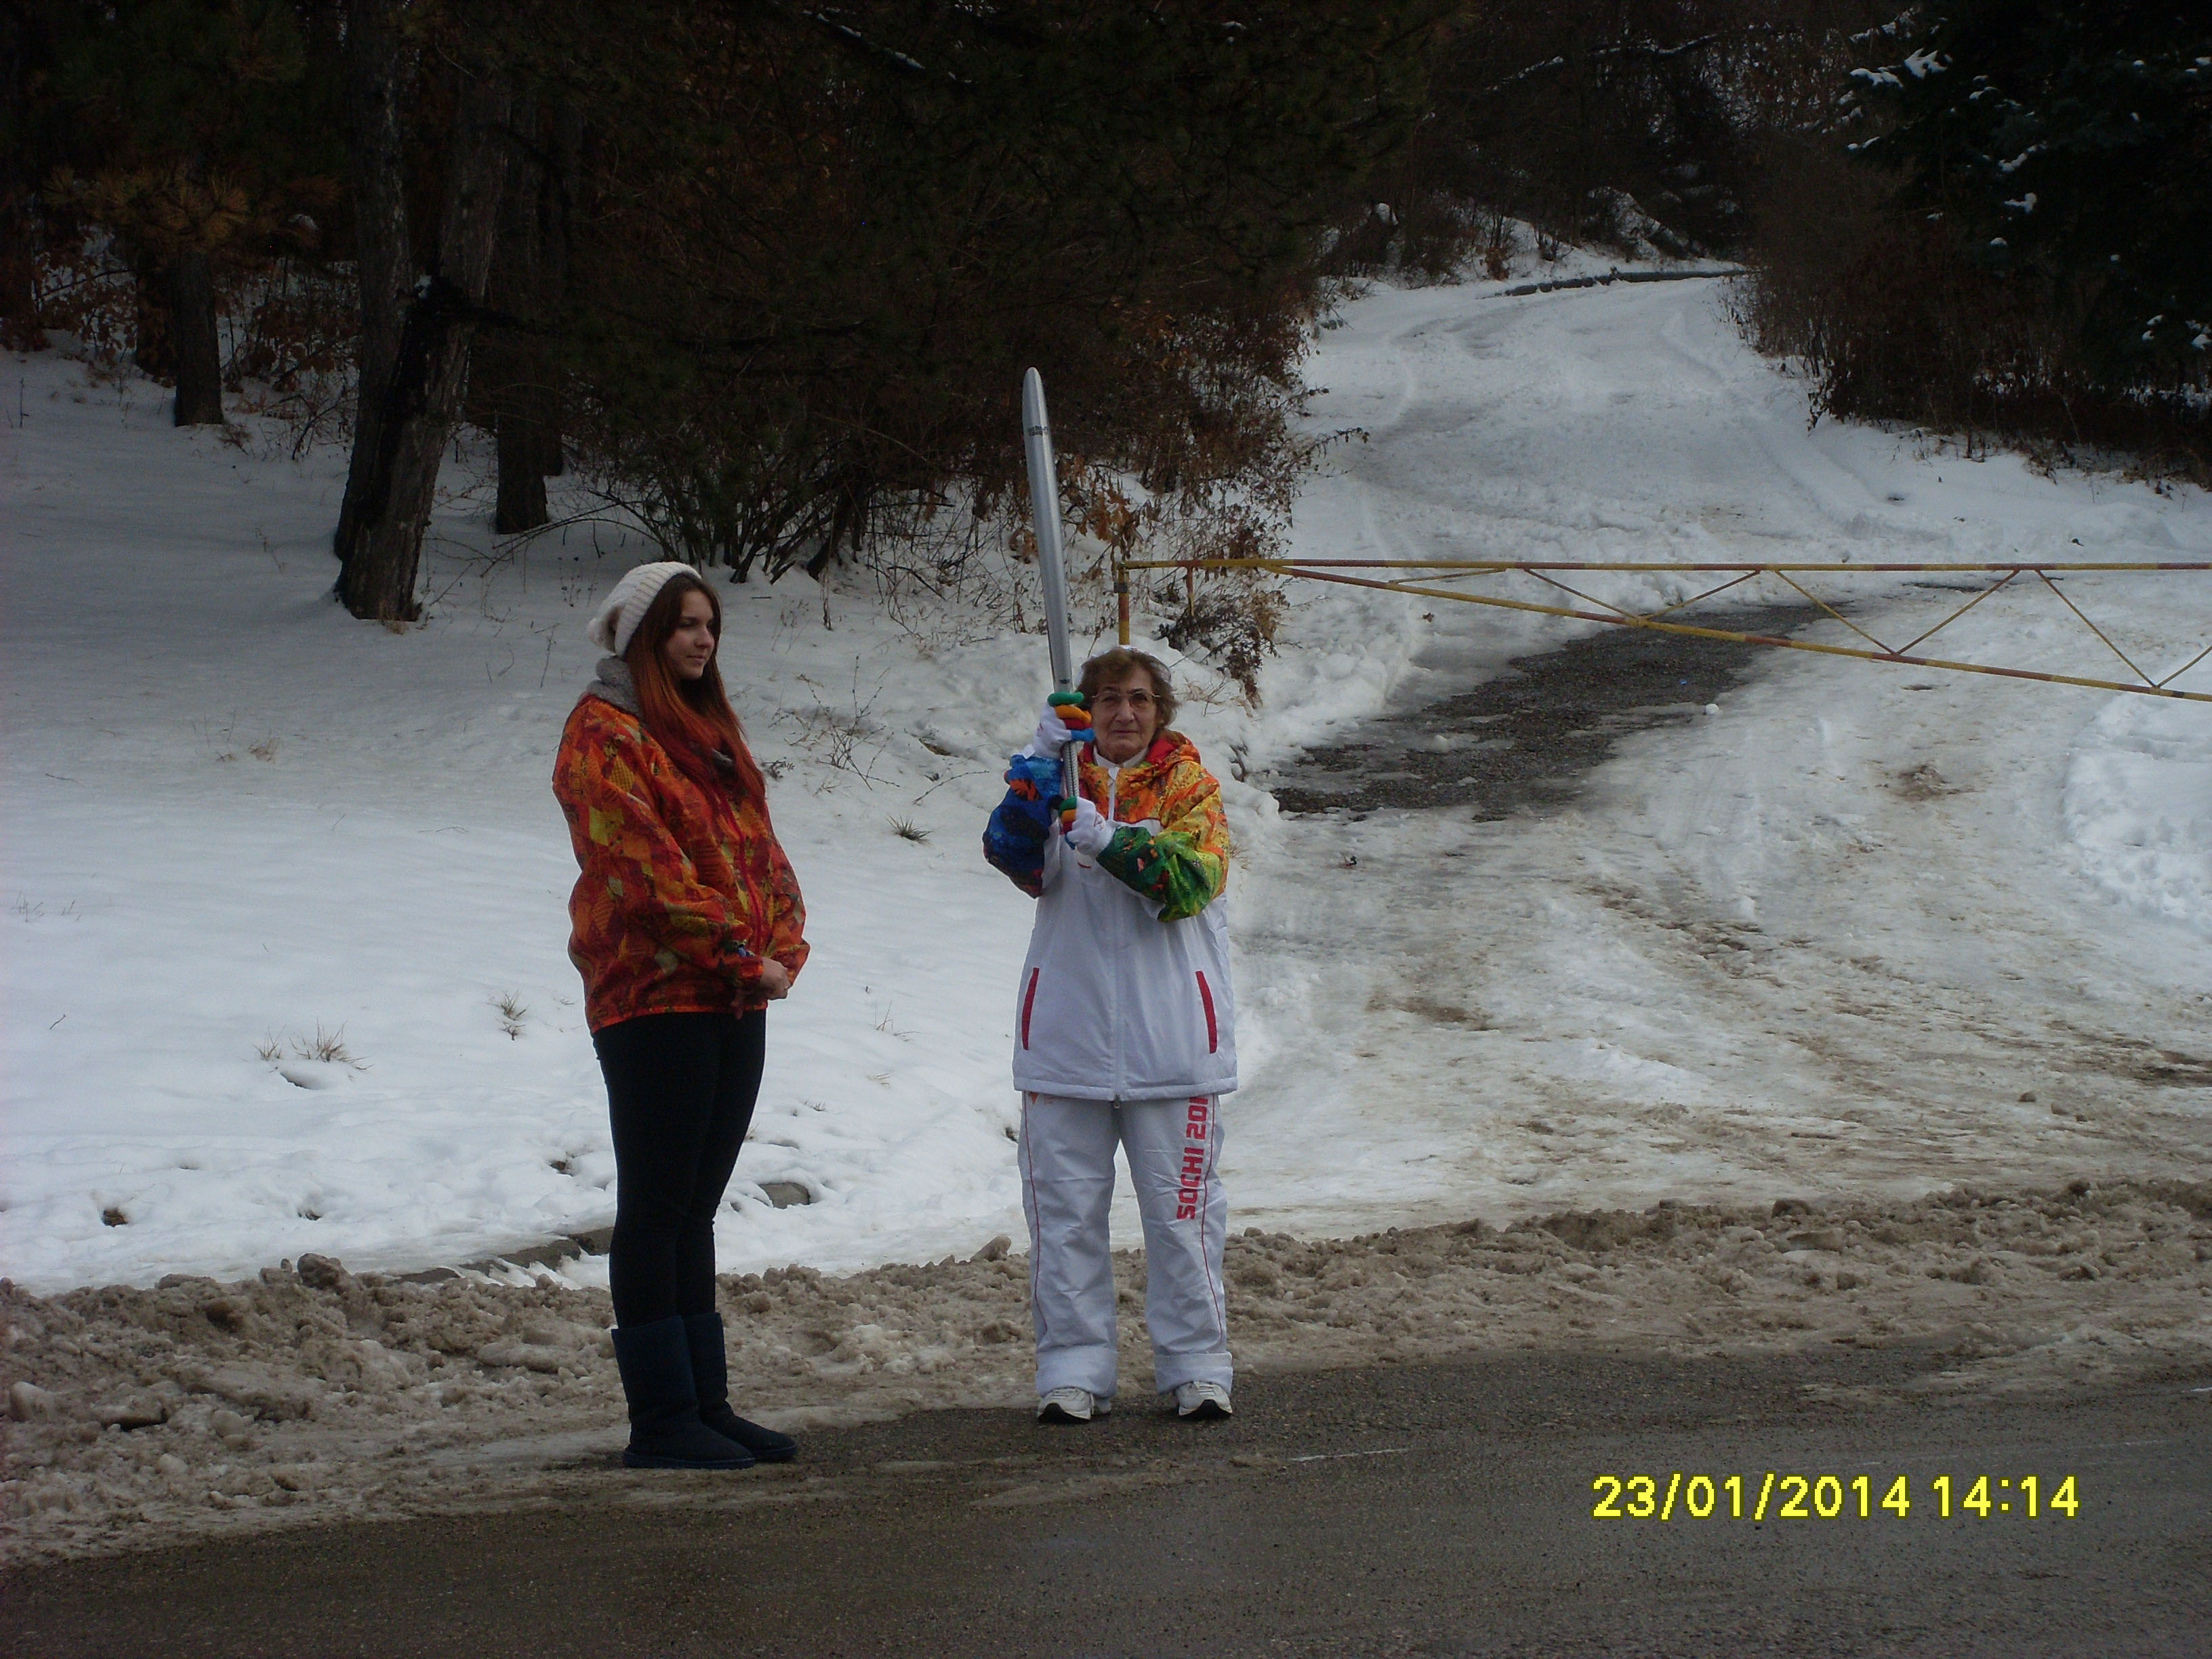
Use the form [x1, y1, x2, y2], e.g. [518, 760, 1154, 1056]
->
[1061, 795, 1113, 857]
[756, 959, 792, 1000]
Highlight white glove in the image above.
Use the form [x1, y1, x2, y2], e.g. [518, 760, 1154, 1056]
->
[1062, 795, 1113, 857]
[1027, 703, 1073, 758]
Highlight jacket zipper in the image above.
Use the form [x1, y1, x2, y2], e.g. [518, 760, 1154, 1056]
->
[1021, 966, 1040, 1050]
[1196, 970, 1218, 1053]
[1099, 756, 1124, 1093]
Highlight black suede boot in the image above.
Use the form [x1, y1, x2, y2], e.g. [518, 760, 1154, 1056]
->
[684, 1311, 798, 1462]
[613, 1316, 755, 1469]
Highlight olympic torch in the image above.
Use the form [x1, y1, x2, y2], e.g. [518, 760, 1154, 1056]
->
[1021, 367, 1082, 803]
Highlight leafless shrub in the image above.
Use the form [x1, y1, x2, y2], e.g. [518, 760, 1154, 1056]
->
[223, 256, 360, 459]
[1159, 575, 1292, 705]
[774, 666, 891, 787]
[15, 228, 138, 369]
[861, 488, 1040, 655]
[18, 230, 358, 459]
[1477, 208, 1517, 281]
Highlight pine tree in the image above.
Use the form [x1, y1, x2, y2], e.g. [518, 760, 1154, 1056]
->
[1861, 1, 2212, 379]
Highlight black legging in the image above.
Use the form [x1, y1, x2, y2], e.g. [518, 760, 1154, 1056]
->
[593, 1009, 766, 1327]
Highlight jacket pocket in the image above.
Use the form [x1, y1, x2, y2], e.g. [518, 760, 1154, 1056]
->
[1195, 970, 1218, 1054]
[1021, 967, 1041, 1050]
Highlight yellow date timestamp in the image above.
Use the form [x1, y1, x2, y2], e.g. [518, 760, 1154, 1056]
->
[1590, 1472, 2081, 1521]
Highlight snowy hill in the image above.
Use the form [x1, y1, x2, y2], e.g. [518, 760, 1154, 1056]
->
[5, 268, 2209, 1294]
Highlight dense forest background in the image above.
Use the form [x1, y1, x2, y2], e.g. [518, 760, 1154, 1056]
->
[3, 1, 2206, 626]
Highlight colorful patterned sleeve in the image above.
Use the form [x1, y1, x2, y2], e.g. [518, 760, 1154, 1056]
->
[763, 831, 810, 983]
[1096, 758, 1230, 922]
[554, 717, 752, 979]
[983, 751, 1063, 897]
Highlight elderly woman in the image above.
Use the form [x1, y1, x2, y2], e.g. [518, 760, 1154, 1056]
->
[553, 561, 808, 1469]
[983, 647, 1237, 1423]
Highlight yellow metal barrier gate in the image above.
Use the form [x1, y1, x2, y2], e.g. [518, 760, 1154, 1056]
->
[1116, 558, 2212, 705]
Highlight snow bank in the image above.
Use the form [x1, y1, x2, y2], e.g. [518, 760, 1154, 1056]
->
[4, 1179, 2205, 1564]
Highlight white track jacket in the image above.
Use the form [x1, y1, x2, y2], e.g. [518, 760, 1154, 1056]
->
[1011, 812, 1238, 1102]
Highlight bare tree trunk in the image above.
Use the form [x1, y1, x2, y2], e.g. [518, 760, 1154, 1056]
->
[167, 249, 225, 426]
[130, 260, 176, 382]
[0, 186, 42, 349]
[537, 98, 581, 480]
[334, 0, 413, 561]
[487, 91, 581, 522]
[0, 9, 45, 350]
[337, 67, 510, 621]
[487, 90, 548, 535]
[493, 404, 550, 532]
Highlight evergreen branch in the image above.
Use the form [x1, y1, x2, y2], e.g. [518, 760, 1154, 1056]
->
[1849, 7, 1927, 47]
[760, 3, 970, 86]
[1475, 25, 1797, 100]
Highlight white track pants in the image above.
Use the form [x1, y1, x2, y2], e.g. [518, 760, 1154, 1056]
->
[1018, 1092, 1231, 1398]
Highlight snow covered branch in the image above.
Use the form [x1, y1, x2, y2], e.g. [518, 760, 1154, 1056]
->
[1475, 26, 1788, 101]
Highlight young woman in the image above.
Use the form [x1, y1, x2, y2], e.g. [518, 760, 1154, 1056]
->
[983, 647, 1238, 1424]
[552, 560, 808, 1470]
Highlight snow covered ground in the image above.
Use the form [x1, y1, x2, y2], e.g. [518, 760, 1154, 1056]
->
[5, 262, 2210, 1301]
[1231, 271, 2212, 1239]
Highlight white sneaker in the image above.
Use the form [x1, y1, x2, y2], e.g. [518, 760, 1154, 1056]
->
[1037, 1386, 1108, 1423]
[1173, 1380, 1233, 1420]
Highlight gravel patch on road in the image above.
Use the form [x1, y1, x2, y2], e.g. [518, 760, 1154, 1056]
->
[5, 1177, 2207, 1564]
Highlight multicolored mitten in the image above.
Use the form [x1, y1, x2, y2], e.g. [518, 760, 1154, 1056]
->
[1055, 794, 1114, 856]
[1048, 690, 1094, 738]
[1030, 691, 1092, 756]
[984, 750, 1066, 895]
[1002, 753, 1063, 821]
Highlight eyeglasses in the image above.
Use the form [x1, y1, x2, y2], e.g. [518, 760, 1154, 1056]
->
[1091, 691, 1157, 713]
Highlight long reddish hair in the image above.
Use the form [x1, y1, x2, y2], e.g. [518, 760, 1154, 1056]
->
[622, 572, 766, 804]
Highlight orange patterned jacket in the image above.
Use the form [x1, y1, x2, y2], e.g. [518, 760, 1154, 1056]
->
[552, 691, 807, 1033]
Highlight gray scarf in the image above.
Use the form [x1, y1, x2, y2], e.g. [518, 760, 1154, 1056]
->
[581, 655, 641, 715]
[581, 655, 737, 779]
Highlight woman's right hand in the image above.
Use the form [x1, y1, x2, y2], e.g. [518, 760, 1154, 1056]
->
[756, 959, 792, 1000]
[1029, 693, 1092, 758]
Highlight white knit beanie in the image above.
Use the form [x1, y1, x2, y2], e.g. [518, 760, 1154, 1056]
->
[586, 561, 697, 657]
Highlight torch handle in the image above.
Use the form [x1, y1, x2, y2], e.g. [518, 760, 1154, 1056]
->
[1021, 367, 1081, 802]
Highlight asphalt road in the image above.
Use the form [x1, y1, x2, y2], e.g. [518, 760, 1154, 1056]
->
[6, 1347, 2207, 1658]
[1266, 602, 1826, 819]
